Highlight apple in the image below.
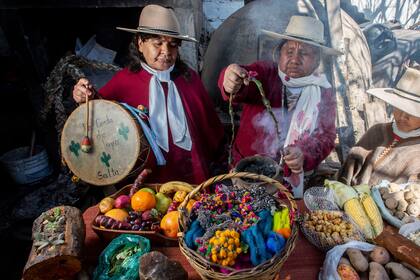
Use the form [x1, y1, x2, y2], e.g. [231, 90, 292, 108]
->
[139, 187, 156, 195]
[155, 192, 172, 214]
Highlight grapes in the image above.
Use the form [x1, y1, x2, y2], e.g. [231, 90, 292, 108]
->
[121, 210, 161, 231]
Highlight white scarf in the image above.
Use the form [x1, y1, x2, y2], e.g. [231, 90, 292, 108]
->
[141, 62, 192, 152]
[279, 69, 331, 198]
[392, 121, 420, 139]
[279, 69, 331, 148]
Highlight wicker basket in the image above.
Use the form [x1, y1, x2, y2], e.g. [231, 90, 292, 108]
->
[178, 172, 298, 280]
[299, 210, 365, 252]
[92, 184, 178, 246]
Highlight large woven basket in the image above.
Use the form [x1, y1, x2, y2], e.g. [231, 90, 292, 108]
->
[178, 172, 298, 280]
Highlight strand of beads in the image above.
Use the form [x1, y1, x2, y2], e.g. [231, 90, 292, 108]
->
[374, 138, 399, 167]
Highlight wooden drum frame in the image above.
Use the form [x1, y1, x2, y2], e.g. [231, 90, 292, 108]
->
[61, 100, 151, 186]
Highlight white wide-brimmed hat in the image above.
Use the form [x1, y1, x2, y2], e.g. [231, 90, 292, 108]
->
[261, 15, 343, 56]
[117, 4, 197, 43]
[367, 67, 420, 118]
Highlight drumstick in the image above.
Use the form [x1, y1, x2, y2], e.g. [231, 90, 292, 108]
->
[81, 91, 92, 153]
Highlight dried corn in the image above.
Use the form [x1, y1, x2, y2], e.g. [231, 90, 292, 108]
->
[360, 193, 383, 236]
[344, 198, 375, 240]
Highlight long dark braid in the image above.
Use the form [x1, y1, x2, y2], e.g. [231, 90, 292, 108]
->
[127, 33, 191, 81]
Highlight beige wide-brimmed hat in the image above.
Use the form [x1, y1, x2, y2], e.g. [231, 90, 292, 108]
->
[117, 4, 197, 43]
[367, 67, 420, 118]
[261, 15, 343, 56]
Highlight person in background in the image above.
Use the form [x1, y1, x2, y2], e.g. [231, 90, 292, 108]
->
[338, 67, 420, 186]
[218, 15, 342, 193]
[73, 5, 225, 184]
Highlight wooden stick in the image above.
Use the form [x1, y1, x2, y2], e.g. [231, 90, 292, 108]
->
[85, 94, 89, 137]
[81, 92, 92, 153]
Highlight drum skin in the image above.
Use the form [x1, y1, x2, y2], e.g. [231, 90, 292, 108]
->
[61, 100, 150, 186]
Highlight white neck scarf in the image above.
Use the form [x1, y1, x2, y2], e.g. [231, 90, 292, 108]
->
[279, 69, 331, 148]
[141, 62, 192, 152]
[392, 121, 420, 139]
[279, 69, 331, 198]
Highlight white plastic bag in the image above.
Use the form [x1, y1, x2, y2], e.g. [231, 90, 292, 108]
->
[304, 186, 340, 211]
[319, 241, 375, 280]
[399, 220, 420, 246]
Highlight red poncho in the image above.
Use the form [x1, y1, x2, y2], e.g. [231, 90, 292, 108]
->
[100, 67, 224, 184]
[218, 61, 336, 175]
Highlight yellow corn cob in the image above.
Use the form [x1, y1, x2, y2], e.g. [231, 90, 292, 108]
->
[344, 198, 375, 240]
[360, 193, 383, 237]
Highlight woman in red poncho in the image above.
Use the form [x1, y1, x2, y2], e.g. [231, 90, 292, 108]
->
[72, 5, 225, 184]
[218, 16, 342, 196]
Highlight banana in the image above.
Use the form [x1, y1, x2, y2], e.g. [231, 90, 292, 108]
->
[159, 181, 194, 194]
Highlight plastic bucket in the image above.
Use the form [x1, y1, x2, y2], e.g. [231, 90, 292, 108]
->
[0, 146, 53, 185]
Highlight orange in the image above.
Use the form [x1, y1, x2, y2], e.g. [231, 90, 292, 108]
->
[131, 191, 156, 211]
[160, 211, 179, 238]
[104, 209, 128, 222]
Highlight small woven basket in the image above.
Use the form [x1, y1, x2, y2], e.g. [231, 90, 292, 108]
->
[300, 210, 365, 252]
[178, 172, 298, 280]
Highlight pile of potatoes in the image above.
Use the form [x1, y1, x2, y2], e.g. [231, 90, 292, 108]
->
[302, 210, 363, 249]
[338, 246, 420, 280]
[380, 183, 420, 223]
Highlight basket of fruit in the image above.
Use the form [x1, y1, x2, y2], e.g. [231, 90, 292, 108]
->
[300, 210, 365, 252]
[92, 171, 196, 246]
[178, 172, 297, 280]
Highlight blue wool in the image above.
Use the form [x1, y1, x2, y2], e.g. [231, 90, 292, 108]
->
[251, 225, 272, 263]
[257, 210, 273, 238]
[266, 232, 286, 254]
[241, 228, 258, 266]
[185, 220, 203, 249]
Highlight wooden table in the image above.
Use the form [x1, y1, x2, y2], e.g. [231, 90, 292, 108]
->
[83, 201, 324, 279]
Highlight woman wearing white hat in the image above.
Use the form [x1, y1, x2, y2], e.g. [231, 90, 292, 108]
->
[218, 15, 342, 192]
[339, 67, 420, 185]
[72, 5, 225, 184]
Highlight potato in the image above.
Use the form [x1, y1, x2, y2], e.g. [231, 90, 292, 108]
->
[369, 246, 391, 265]
[347, 248, 368, 272]
[380, 187, 388, 195]
[405, 191, 415, 201]
[385, 262, 416, 280]
[401, 262, 420, 276]
[407, 203, 419, 217]
[390, 191, 406, 201]
[369, 262, 390, 280]
[337, 263, 360, 280]
[398, 200, 409, 212]
[408, 183, 420, 195]
[385, 198, 398, 210]
[381, 188, 391, 197]
[395, 211, 406, 220]
[339, 257, 351, 266]
[407, 198, 420, 205]
[389, 183, 402, 193]
[402, 215, 416, 224]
